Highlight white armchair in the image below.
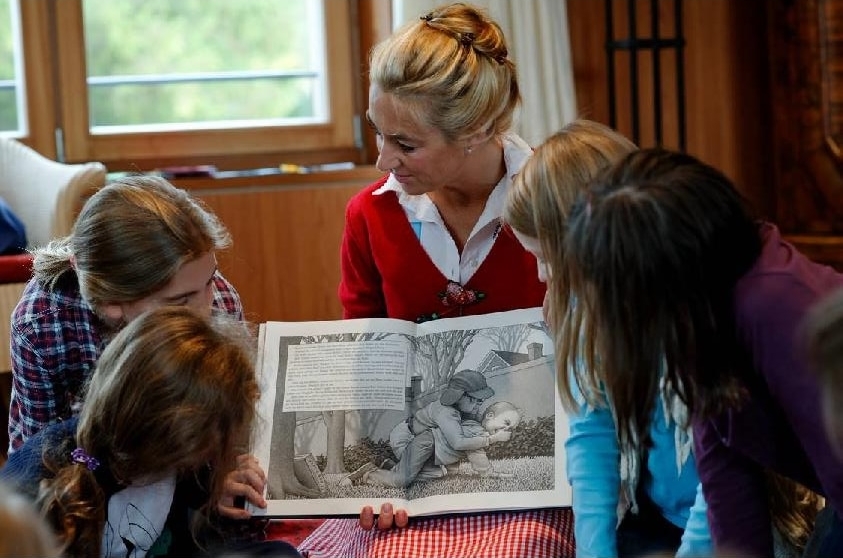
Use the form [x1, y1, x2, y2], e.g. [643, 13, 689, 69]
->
[0, 138, 107, 249]
[0, 137, 106, 363]
[0, 138, 106, 459]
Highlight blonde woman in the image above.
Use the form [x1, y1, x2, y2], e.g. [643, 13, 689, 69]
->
[311, 3, 565, 557]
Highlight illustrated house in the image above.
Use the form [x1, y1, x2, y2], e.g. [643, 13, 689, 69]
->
[477, 342, 545, 375]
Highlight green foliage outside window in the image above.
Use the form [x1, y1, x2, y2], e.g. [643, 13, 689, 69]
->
[83, 0, 318, 127]
[0, 0, 18, 131]
[0, 0, 322, 132]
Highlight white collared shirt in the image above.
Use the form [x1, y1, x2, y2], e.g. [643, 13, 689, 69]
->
[102, 474, 176, 558]
[372, 132, 532, 284]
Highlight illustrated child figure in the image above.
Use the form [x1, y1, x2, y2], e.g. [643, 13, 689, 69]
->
[350, 369, 512, 488]
[441, 400, 521, 478]
[387, 399, 521, 480]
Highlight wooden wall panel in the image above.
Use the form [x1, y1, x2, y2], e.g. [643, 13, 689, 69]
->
[567, 0, 773, 217]
[179, 167, 385, 324]
[568, 0, 843, 269]
[768, 0, 843, 268]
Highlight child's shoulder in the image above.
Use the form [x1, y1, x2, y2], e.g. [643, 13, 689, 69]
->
[424, 400, 461, 419]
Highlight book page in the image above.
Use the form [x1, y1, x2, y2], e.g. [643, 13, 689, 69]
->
[282, 338, 408, 412]
[250, 308, 571, 518]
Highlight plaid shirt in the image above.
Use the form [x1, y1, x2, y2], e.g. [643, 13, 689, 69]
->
[6, 270, 243, 454]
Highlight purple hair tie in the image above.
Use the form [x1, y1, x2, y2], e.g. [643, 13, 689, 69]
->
[71, 447, 100, 471]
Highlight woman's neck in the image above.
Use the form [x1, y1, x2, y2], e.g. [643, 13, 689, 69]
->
[428, 137, 506, 252]
[430, 137, 505, 208]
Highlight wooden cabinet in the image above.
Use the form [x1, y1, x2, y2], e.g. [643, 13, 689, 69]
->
[769, 0, 843, 267]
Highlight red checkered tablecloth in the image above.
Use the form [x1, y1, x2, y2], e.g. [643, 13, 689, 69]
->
[294, 508, 574, 558]
[265, 519, 327, 548]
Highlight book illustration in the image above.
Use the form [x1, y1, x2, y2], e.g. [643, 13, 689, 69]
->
[293, 453, 327, 494]
[251, 307, 570, 517]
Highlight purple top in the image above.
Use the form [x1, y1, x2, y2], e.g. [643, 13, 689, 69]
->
[693, 222, 843, 557]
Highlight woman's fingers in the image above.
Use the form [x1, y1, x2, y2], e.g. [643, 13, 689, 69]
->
[359, 503, 410, 530]
[359, 506, 376, 530]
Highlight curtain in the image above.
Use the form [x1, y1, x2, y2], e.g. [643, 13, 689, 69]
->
[391, 0, 577, 147]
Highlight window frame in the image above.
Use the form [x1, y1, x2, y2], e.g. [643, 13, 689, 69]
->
[16, 0, 56, 157]
[16, 0, 363, 170]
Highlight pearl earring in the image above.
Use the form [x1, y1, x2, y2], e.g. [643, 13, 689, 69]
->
[465, 145, 473, 155]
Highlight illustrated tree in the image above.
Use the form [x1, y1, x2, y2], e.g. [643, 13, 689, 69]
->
[479, 323, 533, 353]
[407, 329, 479, 390]
[531, 320, 551, 338]
[270, 336, 320, 498]
[301, 332, 393, 474]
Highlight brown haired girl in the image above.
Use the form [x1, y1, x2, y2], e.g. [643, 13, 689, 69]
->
[8, 175, 242, 454]
[1, 306, 299, 558]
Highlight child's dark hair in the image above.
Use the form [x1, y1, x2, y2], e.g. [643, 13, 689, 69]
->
[560, 148, 761, 451]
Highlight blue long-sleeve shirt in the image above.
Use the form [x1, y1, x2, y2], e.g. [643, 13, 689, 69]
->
[567, 389, 712, 558]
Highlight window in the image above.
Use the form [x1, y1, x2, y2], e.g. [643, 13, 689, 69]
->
[83, 1, 325, 129]
[0, 0, 22, 133]
[4, 0, 361, 170]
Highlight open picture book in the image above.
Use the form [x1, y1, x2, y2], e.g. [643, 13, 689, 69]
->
[249, 306, 571, 518]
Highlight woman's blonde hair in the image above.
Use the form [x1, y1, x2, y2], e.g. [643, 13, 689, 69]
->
[35, 306, 259, 558]
[369, 2, 518, 142]
[33, 174, 231, 314]
[503, 119, 637, 410]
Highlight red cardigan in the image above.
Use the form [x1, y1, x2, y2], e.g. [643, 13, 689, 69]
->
[339, 176, 546, 322]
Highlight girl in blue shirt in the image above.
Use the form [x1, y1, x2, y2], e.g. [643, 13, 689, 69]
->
[505, 122, 821, 558]
[502, 119, 710, 558]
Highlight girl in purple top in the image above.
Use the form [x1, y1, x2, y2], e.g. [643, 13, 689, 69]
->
[553, 147, 842, 557]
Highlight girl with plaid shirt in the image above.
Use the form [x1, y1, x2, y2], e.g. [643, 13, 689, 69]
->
[7, 175, 243, 455]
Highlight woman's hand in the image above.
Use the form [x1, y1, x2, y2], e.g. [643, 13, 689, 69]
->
[217, 454, 268, 520]
[359, 503, 409, 530]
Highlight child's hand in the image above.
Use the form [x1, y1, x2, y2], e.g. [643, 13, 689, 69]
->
[359, 503, 409, 530]
[489, 429, 512, 444]
[217, 454, 268, 520]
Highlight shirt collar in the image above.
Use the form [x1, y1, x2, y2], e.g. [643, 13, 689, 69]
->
[372, 132, 532, 224]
